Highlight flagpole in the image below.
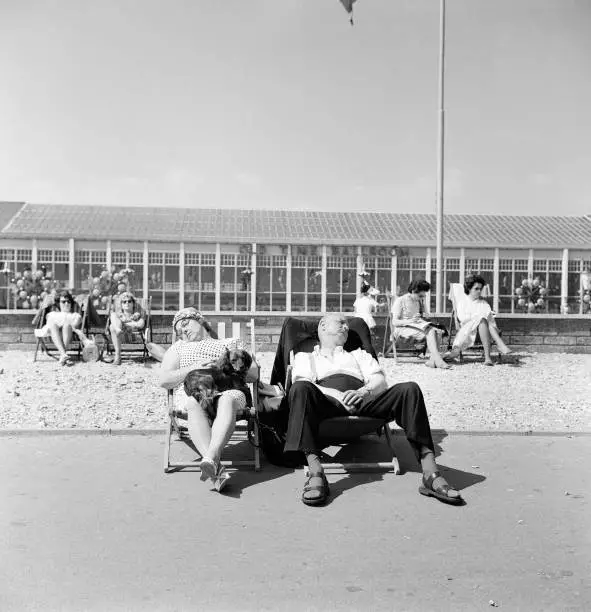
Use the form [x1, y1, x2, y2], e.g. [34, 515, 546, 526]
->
[435, 0, 446, 313]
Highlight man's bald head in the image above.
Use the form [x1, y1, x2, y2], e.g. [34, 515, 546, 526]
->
[318, 314, 349, 347]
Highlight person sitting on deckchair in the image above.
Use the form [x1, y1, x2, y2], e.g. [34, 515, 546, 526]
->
[446, 274, 512, 366]
[34, 290, 82, 366]
[284, 313, 463, 507]
[108, 291, 146, 365]
[391, 279, 450, 369]
[158, 307, 257, 492]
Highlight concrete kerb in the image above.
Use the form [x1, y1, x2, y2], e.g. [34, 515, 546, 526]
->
[1, 428, 590, 437]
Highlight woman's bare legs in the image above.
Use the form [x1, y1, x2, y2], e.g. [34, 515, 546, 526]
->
[206, 394, 239, 465]
[186, 396, 213, 457]
[186, 394, 239, 487]
[478, 318, 494, 365]
[489, 326, 512, 355]
[109, 314, 123, 364]
[424, 328, 451, 369]
[62, 323, 74, 348]
[49, 323, 68, 362]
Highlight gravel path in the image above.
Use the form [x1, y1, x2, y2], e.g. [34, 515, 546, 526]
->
[1, 350, 590, 432]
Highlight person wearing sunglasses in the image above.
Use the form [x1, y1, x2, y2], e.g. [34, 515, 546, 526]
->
[34, 290, 82, 366]
[108, 291, 146, 365]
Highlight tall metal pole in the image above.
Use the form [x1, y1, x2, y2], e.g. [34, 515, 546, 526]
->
[435, 0, 446, 312]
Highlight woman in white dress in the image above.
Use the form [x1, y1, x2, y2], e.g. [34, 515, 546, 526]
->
[447, 274, 512, 366]
[391, 279, 450, 369]
[158, 307, 257, 492]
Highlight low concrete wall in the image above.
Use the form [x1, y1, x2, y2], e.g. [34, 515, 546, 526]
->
[2, 312, 590, 354]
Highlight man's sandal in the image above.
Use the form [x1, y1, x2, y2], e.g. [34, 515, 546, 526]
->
[419, 471, 464, 506]
[302, 472, 330, 507]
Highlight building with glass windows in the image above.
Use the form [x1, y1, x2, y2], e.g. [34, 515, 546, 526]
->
[1, 202, 590, 316]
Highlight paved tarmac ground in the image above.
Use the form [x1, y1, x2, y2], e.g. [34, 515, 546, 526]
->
[1, 434, 590, 612]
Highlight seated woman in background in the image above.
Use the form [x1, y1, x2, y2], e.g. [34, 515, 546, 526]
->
[109, 291, 145, 365]
[391, 279, 450, 369]
[34, 290, 82, 366]
[447, 274, 512, 366]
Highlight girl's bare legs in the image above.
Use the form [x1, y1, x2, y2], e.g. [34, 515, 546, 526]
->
[424, 328, 451, 369]
[478, 318, 494, 365]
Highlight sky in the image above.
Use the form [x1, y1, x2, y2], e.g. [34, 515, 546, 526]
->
[1, 0, 590, 217]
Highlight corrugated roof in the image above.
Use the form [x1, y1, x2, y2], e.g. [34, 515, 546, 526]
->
[1, 202, 590, 248]
[0, 202, 25, 232]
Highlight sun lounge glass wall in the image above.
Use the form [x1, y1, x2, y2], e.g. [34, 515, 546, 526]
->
[184, 252, 216, 312]
[290, 252, 322, 313]
[148, 252, 180, 312]
[0, 248, 33, 309]
[361, 254, 392, 312]
[111, 250, 144, 296]
[255, 253, 287, 312]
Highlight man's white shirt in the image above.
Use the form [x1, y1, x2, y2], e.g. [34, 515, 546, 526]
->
[291, 345, 383, 384]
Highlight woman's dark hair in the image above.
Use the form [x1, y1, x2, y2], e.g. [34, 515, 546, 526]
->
[57, 290, 75, 308]
[408, 279, 431, 294]
[360, 281, 370, 295]
[464, 274, 487, 295]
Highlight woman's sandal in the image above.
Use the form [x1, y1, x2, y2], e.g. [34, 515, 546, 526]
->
[419, 471, 464, 506]
[302, 472, 330, 507]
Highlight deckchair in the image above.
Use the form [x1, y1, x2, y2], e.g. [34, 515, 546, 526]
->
[270, 316, 401, 474]
[32, 293, 101, 362]
[103, 295, 152, 363]
[163, 334, 262, 473]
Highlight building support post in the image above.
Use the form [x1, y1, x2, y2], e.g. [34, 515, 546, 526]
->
[286, 245, 292, 313]
[142, 242, 149, 300]
[321, 245, 327, 313]
[561, 248, 569, 314]
[493, 248, 500, 313]
[68, 238, 75, 291]
[179, 242, 185, 309]
[215, 243, 221, 313]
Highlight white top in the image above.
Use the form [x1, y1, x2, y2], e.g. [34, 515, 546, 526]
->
[353, 295, 378, 329]
[291, 345, 383, 384]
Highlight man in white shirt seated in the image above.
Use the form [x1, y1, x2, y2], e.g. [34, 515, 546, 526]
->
[285, 314, 463, 507]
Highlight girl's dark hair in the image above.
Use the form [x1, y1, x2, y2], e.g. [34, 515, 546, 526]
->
[408, 279, 431, 294]
[464, 274, 487, 295]
[58, 290, 75, 308]
[360, 282, 370, 295]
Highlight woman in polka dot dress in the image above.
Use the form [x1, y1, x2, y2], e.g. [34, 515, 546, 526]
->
[159, 308, 257, 492]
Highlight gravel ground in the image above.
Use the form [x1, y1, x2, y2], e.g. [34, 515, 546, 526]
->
[1, 350, 590, 432]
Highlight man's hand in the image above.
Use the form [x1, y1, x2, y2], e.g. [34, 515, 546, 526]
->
[341, 388, 370, 412]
